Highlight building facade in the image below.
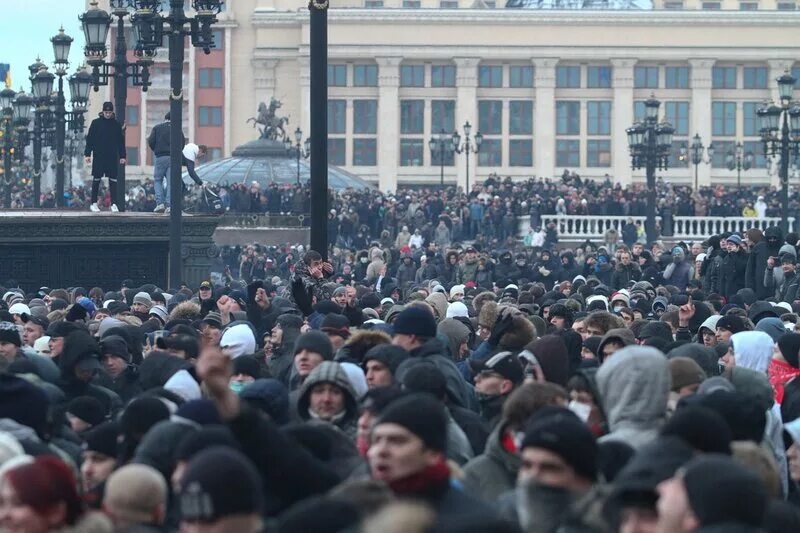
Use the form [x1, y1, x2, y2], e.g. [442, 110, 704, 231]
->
[87, 1, 800, 192]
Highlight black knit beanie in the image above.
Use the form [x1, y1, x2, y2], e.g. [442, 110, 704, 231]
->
[362, 344, 409, 376]
[778, 332, 800, 369]
[293, 331, 333, 361]
[661, 406, 732, 455]
[99, 335, 130, 362]
[683, 454, 768, 528]
[83, 421, 120, 458]
[66, 396, 107, 427]
[376, 393, 448, 453]
[0, 322, 20, 347]
[521, 407, 597, 482]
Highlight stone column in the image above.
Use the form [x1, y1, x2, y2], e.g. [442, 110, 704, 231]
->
[533, 58, 557, 179]
[611, 59, 636, 185]
[377, 57, 401, 192]
[454, 57, 479, 192]
[689, 59, 715, 187]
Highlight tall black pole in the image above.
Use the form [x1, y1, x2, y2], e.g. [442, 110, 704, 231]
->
[781, 111, 790, 234]
[3, 117, 11, 208]
[645, 123, 657, 244]
[309, 0, 328, 259]
[465, 142, 470, 194]
[33, 111, 42, 207]
[55, 74, 66, 208]
[113, 14, 128, 212]
[296, 147, 301, 185]
[440, 147, 444, 187]
[694, 161, 698, 191]
[168, 0, 185, 288]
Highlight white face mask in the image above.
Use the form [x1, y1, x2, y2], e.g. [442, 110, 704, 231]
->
[613, 305, 623, 313]
[568, 400, 592, 423]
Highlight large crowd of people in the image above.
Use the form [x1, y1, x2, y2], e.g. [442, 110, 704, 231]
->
[2, 213, 800, 532]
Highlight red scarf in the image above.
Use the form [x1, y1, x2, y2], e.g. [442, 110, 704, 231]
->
[768, 358, 800, 404]
[388, 458, 451, 497]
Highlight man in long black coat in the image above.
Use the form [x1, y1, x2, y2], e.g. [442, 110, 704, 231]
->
[746, 225, 784, 299]
[84, 101, 126, 212]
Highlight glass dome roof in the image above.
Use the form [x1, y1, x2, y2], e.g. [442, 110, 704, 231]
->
[182, 139, 373, 190]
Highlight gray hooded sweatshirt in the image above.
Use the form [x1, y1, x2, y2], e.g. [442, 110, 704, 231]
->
[596, 345, 670, 450]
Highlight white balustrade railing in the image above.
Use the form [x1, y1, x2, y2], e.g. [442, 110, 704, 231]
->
[518, 215, 796, 242]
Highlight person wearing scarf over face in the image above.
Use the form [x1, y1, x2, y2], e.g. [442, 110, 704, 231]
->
[771, 333, 800, 409]
[368, 393, 499, 525]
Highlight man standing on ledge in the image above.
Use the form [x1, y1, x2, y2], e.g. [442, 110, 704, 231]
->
[162, 142, 208, 214]
[84, 101, 126, 212]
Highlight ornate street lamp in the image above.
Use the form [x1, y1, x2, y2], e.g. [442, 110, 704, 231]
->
[452, 120, 482, 194]
[726, 141, 753, 189]
[757, 70, 800, 232]
[680, 133, 713, 191]
[626, 94, 674, 243]
[285, 127, 310, 185]
[429, 129, 453, 188]
[144, 0, 224, 287]
[0, 88, 16, 207]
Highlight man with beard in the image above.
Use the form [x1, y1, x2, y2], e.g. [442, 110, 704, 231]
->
[456, 247, 480, 284]
[469, 351, 524, 428]
[611, 250, 641, 291]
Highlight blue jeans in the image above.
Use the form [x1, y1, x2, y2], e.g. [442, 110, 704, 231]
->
[153, 155, 171, 206]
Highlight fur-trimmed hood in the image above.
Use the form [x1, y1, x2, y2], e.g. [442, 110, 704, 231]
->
[334, 329, 391, 365]
[169, 301, 201, 321]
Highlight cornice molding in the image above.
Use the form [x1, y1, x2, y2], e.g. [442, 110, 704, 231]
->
[252, 8, 800, 27]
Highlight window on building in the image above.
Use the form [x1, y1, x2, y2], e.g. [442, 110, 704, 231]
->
[126, 105, 139, 126]
[777, 1, 796, 9]
[665, 66, 690, 89]
[739, 2, 758, 9]
[556, 101, 580, 135]
[400, 139, 424, 166]
[743, 102, 761, 136]
[556, 66, 580, 88]
[328, 100, 346, 134]
[712, 66, 737, 89]
[328, 64, 347, 87]
[711, 140, 735, 168]
[431, 100, 456, 134]
[556, 139, 580, 167]
[440, 0, 459, 6]
[353, 65, 378, 87]
[634, 101, 647, 122]
[431, 65, 456, 87]
[328, 139, 346, 166]
[793, 67, 800, 87]
[702, 2, 721, 8]
[664, 1, 683, 8]
[478, 100, 503, 135]
[353, 139, 377, 166]
[509, 101, 533, 135]
[403, 0, 421, 6]
[126, 147, 140, 166]
[743, 67, 768, 89]
[477, 139, 502, 167]
[401, 100, 425, 134]
[198, 106, 222, 126]
[712, 102, 737, 136]
[587, 66, 612, 89]
[400, 65, 425, 87]
[208, 147, 223, 161]
[479, 65, 503, 88]
[586, 140, 611, 167]
[353, 100, 377, 134]
[365, 0, 384, 7]
[634, 66, 659, 89]
[199, 68, 223, 88]
[509, 140, 533, 167]
[587, 101, 612, 135]
[212, 30, 224, 49]
[509, 66, 534, 88]
[664, 101, 690, 136]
